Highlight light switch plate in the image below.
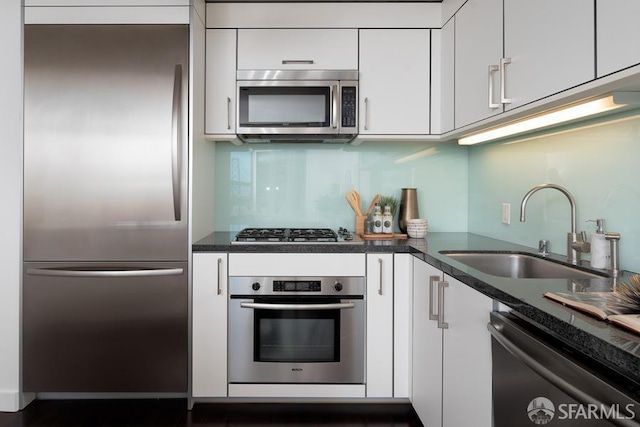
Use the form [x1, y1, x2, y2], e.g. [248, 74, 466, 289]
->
[502, 203, 511, 225]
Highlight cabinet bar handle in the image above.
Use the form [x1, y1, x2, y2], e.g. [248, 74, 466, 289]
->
[282, 60, 315, 65]
[378, 258, 383, 295]
[488, 65, 500, 109]
[217, 258, 223, 295]
[500, 57, 512, 104]
[364, 97, 370, 130]
[437, 281, 449, 329]
[226, 97, 232, 130]
[428, 275, 440, 321]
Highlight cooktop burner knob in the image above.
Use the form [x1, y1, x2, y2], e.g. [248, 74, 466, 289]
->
[334, 282, 343, 292]
[251, 282, 261, 291]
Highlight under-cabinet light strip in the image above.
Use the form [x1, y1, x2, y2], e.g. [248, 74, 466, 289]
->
[458, 92, 640, 146]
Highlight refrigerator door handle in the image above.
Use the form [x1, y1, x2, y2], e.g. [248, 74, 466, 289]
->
[171, 64, 183, 222]
[26, 267, 184, 278]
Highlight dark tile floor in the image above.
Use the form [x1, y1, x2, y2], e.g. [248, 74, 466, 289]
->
[0, 399, 424, 427]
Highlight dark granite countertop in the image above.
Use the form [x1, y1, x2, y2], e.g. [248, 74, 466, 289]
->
[193, 231, 640, 397]
[192, 231, 422, 253]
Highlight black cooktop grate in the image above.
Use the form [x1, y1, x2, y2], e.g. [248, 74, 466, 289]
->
[234, 228, 339, 242]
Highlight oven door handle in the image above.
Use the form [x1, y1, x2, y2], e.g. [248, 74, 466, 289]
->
[240, 302, 355, 311]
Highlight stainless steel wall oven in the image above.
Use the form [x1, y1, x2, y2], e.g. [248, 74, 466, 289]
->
[229, 276, 365, 384]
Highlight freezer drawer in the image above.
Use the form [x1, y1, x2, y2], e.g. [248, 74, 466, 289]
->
[23, 262, 188, 392]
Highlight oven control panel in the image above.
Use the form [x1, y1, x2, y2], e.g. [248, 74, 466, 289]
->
[229, 276, 365, 297]
[273, 280, 321, 292]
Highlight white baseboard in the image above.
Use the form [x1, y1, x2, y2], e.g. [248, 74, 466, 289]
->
[228, 384, 366, 399]
[36, 392, 187, 400]
[0, 390, 34, 412]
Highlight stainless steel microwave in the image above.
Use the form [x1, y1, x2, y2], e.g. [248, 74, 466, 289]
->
[236, 70, 358, 143]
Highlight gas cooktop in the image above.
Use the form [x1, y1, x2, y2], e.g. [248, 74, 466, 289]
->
[232, 227, 362, 244]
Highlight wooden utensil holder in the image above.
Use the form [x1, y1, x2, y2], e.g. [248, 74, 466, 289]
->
[355, 215, 366, 236]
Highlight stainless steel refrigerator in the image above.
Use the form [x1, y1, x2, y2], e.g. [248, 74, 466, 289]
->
[23, 25, 189, 392]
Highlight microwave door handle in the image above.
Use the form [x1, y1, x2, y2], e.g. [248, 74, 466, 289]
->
[331, 84, 338, 129]
[240, 302, 355, 311]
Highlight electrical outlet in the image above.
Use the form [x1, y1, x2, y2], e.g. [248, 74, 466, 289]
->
[502, 203, 511, 225]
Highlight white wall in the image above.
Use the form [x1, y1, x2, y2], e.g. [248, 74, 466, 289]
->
[0, 0, 24, 413]
[191, 1, 216, 242]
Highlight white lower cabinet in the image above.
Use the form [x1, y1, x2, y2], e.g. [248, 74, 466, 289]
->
[366, 253, 394, 397]
[412, 258, 493, 427]
[393, 254, 413, 398]
[412, 259, 444, 425]
[441, 273, 493, 426]
[192, 252, 228, 398]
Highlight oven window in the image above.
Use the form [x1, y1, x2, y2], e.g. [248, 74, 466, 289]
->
[254, 303, 340, 363]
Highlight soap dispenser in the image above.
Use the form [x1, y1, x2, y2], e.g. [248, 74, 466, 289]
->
[588, 219, 610, 269]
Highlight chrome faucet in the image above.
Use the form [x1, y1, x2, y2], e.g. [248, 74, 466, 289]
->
[605, 232, 621, 278]
[520, 183, 590, 265]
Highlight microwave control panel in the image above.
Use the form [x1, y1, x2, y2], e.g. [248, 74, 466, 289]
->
[341, 86, 357, 128]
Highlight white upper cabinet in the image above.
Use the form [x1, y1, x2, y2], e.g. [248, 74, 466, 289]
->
[596, 0, 640, 78]
[205, 29, 237, 137]
[503, 0, 595, 111]
[359, 29, 430, 136]
[237, 29, 358, 70]
[435, 17, 455, 134]
[24, 0, 189, 24]
[455, 0, 595, 128]
[454, 0, 503, 128]
[25, 0, 188, 4]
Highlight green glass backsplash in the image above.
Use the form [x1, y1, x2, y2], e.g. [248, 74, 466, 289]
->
[468, 112, 640, 273]
[214, 112, 640, 272]
[214, 141, 469, 233]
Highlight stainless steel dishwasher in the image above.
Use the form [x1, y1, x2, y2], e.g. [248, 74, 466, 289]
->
[489, 312, 640, 427]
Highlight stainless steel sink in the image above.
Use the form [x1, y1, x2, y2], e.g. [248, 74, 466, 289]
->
[440, 251, 607, 279]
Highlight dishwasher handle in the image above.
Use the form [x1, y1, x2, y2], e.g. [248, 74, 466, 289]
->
[488, 321, 640, 427]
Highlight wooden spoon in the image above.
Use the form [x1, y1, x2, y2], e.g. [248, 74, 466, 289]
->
[345, 190, 363, 216]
